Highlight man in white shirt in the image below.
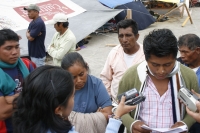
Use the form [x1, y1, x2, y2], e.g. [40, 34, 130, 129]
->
[100, 19, 145, 100]
[47, 13, 76, 66]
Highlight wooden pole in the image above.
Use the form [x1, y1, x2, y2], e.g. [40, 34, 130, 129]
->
[126, 9, 132, 19]
[181, 16, 190, 26]
[184, 3, 193, 24]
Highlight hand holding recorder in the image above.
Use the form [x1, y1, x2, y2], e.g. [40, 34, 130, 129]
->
[112, 88, 145, 118]
[178, 87, 200, 112]
[117, 88, 146, 106]
[182, 89, 200, 123]
[114, 96, 137, 118]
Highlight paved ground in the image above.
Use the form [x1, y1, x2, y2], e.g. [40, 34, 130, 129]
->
[47, 7, 200, 78]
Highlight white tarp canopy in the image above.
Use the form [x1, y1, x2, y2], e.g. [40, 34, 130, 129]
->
[0, 0, 86, 31]
[0, 0, 122, 56]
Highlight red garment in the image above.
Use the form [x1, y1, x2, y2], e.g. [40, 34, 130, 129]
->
[0, 121, 7, 133]
[21, 58, 36, 69]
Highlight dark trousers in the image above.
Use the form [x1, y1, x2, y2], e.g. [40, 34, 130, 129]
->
[189, 122, 200, 133]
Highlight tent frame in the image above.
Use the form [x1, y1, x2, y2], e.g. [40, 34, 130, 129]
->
[156, 3, 193, 27]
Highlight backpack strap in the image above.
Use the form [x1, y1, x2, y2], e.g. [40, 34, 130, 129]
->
[21, 58, 36, 70]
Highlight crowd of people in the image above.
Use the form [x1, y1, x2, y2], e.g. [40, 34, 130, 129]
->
[1, 3, 200, 133]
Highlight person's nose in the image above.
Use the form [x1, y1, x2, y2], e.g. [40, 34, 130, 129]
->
[77, 76, 82, 83]
[11, 48, 18, 55]
[158, 66, 165, 74]
[122, 36, 128, 42]
[180, 52, 185, 59]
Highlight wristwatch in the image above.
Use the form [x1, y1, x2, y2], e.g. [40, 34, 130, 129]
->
[109, 114, 122, 121]
[112, 107, 117, 113]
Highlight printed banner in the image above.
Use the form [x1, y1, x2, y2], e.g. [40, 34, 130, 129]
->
[0, 0, 86, 31]
[14, 0, 75, 22]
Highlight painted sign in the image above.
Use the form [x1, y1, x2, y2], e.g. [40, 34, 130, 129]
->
[14, 0, 75, 22]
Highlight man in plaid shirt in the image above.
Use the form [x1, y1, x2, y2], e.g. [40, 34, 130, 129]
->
[118, 29, 199, 133]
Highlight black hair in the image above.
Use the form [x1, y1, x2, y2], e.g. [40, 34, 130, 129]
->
[117, 19, 138, 35]
[0, 29, 19, 46]
[57, 22, 69, 28]
[61, 52, 89, 71]
[143, 29, 178, 60]
[178, 34, 200, 50]
[13, 65, 74, 133]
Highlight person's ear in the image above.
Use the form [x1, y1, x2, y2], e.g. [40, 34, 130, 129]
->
[195, 47, 200, 54]
[55, 105, 63, 116]
[135, 33, 139, 41]
[85, 62, 89, 71]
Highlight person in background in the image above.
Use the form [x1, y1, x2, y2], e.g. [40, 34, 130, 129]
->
[178, 34, 200, 91]
[24, 4, 46, 67]
[177, 34, 200, 133]
[185, 89, 200, 123]
[61, 52, 112, 133]
[0, 29, 29, 133]
[47, 13, 76, 66]
[118, 29, 199, 133]
[100, 19, 145, 100]
[13, 65, 136, 133]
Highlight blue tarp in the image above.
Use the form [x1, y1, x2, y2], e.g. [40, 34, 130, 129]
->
[98, 0, 155, 30]
[115, 1, 156, 30]
[98, 0, 133, 8]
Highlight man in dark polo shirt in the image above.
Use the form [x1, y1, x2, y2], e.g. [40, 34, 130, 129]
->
[24, 4, 46, 67]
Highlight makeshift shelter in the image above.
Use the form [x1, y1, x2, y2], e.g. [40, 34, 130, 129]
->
[99, 0, 156, 30]
[0, 0, 122, 56]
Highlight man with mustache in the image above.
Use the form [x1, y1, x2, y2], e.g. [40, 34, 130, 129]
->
[100, 19, 145, 100]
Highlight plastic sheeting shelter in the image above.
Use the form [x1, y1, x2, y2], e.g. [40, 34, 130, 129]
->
[1, 0, 122, 56]
[99, 1, 155, 30]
